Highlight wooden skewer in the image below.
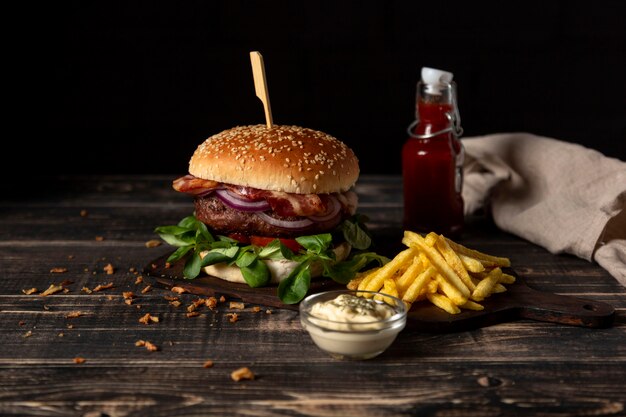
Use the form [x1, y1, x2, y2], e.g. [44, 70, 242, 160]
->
[249, 51, 273, 129]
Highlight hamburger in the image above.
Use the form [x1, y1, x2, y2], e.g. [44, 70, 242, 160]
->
[157, 124, 383, 303]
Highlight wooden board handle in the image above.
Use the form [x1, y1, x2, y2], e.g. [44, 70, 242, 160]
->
[514, 285, 615, 328]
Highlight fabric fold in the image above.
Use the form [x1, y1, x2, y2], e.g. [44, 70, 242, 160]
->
[462, 133, 626, 286]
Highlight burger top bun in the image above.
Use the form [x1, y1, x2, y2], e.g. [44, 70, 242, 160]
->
[188, 125, 359, 194]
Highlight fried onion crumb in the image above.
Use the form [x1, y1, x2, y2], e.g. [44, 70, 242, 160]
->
[40, 284, 63, 296]
[145, 239, 162, 248]
[231, 367, 254, 382]
[135, 340, 159, 352]
[171, 286, 187, 294]
[103, 263, 114, 275]
[93, 282, 114, 292]
[139, 313, 159, 324]
[206, 297, 218, 309]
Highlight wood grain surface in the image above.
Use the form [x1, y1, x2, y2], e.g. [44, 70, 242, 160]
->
[1, 176, 625, 417]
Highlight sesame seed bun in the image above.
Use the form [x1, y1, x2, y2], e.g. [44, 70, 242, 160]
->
[189, 125, 359, 194]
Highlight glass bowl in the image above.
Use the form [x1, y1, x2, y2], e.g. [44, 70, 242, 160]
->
[299, 290, 407, 360]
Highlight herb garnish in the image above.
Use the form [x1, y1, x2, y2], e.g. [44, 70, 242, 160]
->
[154, 214, 388, 303]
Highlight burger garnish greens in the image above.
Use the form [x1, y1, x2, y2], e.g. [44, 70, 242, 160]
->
[155, 124, 389, 304]
[155, 213, 387, 304]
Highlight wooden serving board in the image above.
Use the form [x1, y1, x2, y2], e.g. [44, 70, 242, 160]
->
[406, 274, 615, 332]
[143, 253, 615, 331]
[142, 253, 344, 311]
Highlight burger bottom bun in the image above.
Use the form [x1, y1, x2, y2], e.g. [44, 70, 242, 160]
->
[200, 242, 352, 284]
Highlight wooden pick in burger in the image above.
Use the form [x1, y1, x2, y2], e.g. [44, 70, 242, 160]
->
[250, 51, 274, 129]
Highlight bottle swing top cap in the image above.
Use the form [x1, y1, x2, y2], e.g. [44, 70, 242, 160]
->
[421, 67, 454, 95]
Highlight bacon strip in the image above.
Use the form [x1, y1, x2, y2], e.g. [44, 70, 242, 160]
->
[172, 174, 357, 217]
[172, 175, 220, 196]
[232, 186, 325, 217]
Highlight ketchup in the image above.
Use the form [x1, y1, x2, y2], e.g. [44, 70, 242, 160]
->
[402, 67, 464, 237]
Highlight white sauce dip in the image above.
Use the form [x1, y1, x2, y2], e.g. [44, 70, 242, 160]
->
[309, 294, 395, 331]
[300, 291, 407, 359]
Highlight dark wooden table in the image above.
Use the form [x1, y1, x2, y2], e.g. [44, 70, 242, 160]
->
[1, 175, 625, 417]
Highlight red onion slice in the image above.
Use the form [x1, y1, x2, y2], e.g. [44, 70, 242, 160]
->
[308, 195, 341, 222]
[256, 212, 314, 230]
[215, 189, 271, 212]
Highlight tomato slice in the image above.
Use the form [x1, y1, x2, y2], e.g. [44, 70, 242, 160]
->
[250, 236, 302, 252]
[227, 233, 250, 244]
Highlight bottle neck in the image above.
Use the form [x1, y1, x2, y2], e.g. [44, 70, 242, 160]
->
[411, 81, 462, 139]
[417, 101, 453, 129]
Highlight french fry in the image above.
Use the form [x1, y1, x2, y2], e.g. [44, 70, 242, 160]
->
[475, 259, 503, 269]
[402, 266, 437, 304]
[434, 273, 468, 306]
[382, 278, 399, 298]
[357, 268, 380, 290]
[471, 267, 502, 301]
[395, 257, 424, 294]
[500, 273, 516, 285]
[435, 235, 476, 292]
[347, 274, 366, 290]
[375, 278, 400, 305]
[351, 229, 514, 316]
[492, 283, 507, 293]
[424, 232, 438, 246]
[426, 293, 461, 314]
[362, 248, 418, 295]
[426, 280, 438, 294]
[444, 238, 511, 268]
[460, 300, 484, 311]
[458, 254, 485, 273]
[402, 231, 470, 299]
[415, 280, 438, 301]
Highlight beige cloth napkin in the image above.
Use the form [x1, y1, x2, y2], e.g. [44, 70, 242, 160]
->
[462, 133, 626, 286]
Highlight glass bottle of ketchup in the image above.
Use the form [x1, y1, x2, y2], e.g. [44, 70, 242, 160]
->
[402, 67, 464, 237]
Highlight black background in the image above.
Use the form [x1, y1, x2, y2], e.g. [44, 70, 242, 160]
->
[19, 1, 626, 176]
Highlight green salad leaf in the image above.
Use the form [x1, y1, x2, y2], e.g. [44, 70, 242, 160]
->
[154, 213, 388, 304]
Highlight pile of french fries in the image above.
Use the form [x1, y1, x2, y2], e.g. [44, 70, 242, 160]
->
[348, 231, 514, 314]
